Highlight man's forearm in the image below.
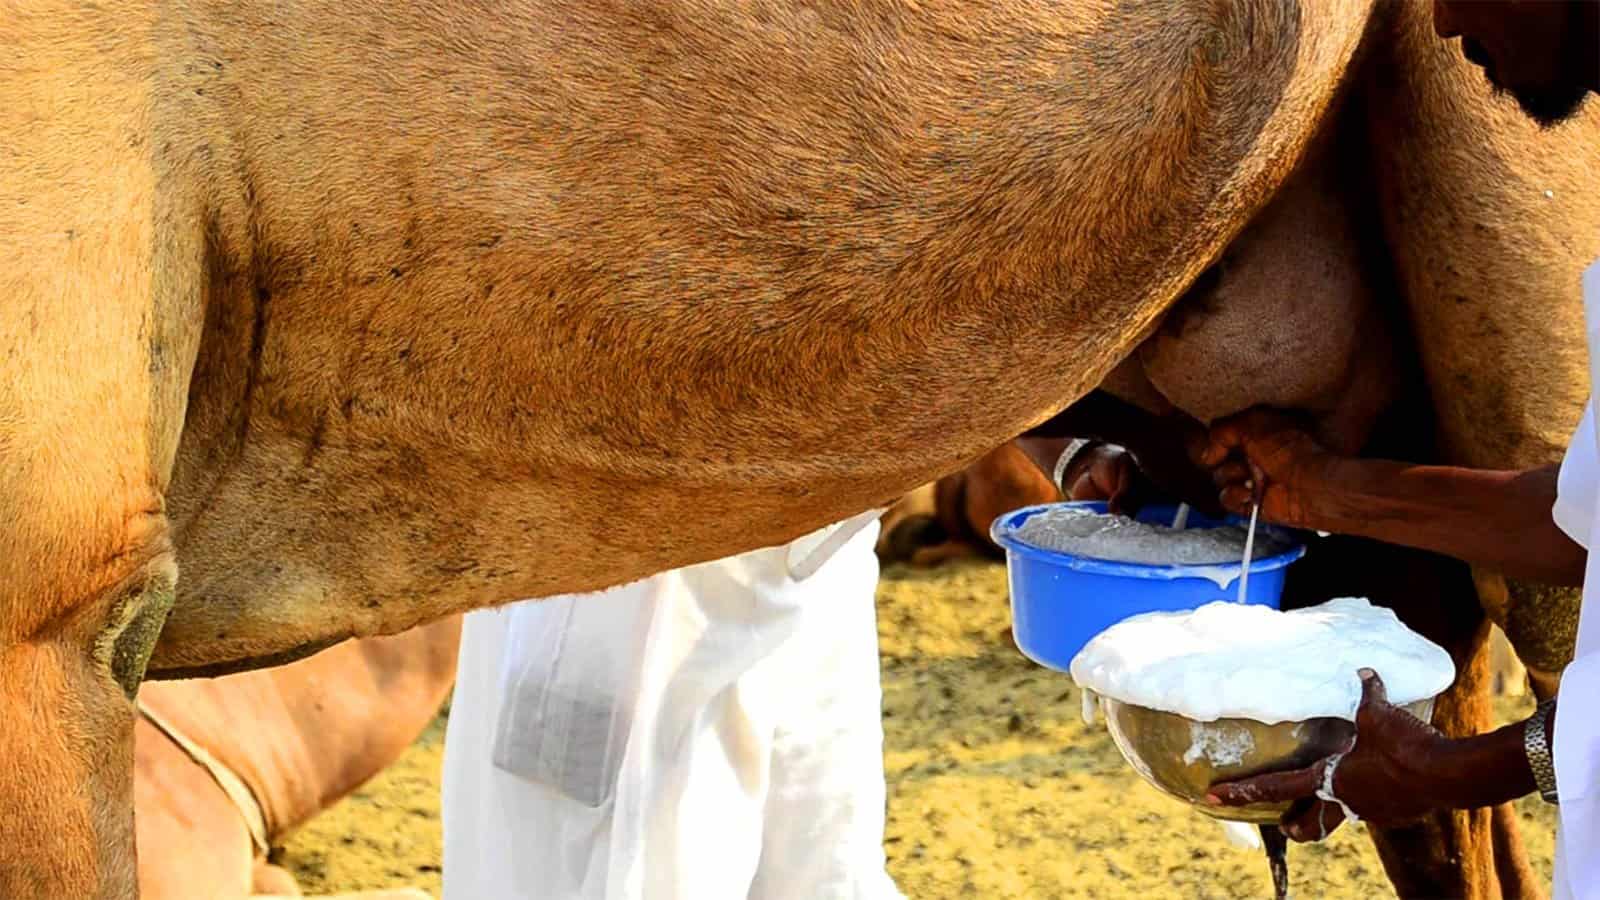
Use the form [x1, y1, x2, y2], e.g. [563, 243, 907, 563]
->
[1431, 715, 1544, 810]
[1304, 461, 1585, 586]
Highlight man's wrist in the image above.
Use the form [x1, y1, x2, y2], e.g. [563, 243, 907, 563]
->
[1306, 457, 1393, 536]
[1426, 725, 1539, 810]
[1052, 439, 1096, 493]
[1525, 700, 1559, 803]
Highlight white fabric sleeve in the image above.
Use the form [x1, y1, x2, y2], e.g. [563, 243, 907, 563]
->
[1553, 401, 1597, 550]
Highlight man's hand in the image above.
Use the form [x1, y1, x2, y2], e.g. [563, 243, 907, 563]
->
[1059, 443, 1147, 513]
[1205, 670, 1462, 842]
[1190, 408, 1339, 529]
[1017, 391, 1225, 517]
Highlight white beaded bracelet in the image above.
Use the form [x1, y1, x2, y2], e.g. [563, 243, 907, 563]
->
[1051, 438, 1095, 495]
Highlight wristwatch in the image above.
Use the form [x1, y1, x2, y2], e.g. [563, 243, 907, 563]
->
[1525, 699, 1559, 805]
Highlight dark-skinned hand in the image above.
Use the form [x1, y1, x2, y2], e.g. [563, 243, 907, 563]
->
[1189, 408, 1339, 529]
[1018, 391, 1225, 518]
[1205, 669, 1459, 842]
[1059, 443, 1151, 514]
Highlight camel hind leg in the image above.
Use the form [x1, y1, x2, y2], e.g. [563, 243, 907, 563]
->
[1282, 534, 1539, 900]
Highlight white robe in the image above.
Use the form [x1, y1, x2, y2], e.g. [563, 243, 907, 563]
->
[441, 515, 903, 900]
[1548, 259, 1600, 900]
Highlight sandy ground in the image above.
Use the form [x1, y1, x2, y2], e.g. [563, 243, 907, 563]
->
[282, 558, 1558, 899]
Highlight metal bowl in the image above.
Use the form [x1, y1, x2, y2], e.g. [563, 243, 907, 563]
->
[1099, 695, 1437, 823]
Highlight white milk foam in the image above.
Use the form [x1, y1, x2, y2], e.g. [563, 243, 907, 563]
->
[1069, 597, 1455, 724]
[1014, 506, 1294, 566]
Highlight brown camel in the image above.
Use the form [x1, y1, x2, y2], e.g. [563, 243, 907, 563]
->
[3, 2, 1378, 893]
[134, 617, 461, 900]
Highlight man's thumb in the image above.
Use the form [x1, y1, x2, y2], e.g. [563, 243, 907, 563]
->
[1358, 668, 1388, 708]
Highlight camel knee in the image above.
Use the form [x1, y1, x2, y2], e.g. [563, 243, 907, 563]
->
[1473, 571, 1573, 697]
[0, 519, 177, 899]
[908, 540, 974, 568]
[102, 559, 180, 697]
[877, 513, 948, 564]
[5, 499, 178, 698]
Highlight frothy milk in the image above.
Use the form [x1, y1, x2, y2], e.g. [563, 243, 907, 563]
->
[1014, 506, 1295, 566]
[1068, 598, 1455, 724]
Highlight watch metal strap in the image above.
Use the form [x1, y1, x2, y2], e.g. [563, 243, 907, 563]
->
[1525, 699, 1559, 805]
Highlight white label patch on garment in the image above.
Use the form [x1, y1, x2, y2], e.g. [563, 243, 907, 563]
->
[491, 592, 655, 807]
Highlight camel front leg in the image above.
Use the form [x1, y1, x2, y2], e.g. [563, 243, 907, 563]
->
[0, 9, 205, 893]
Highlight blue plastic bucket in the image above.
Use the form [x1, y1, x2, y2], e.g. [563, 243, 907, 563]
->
[991, 501, 1306, 673]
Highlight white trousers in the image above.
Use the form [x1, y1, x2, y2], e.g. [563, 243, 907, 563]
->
[441, 521, 902, 900]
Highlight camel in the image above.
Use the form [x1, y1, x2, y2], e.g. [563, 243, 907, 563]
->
[134, 617, 461, 900]
[1, 0, 1589, 895]
[2, 2, 1377, 894]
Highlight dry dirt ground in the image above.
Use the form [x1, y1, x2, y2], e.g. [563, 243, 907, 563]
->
[282, 558, 1557, 899]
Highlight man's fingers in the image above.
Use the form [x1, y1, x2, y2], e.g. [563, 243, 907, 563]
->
[1210, 461, 1252, 490]
[1197, 425, 1244, 468]
[1104, 461, 1135, 515]
[1066, 471, 1099, 502]
[1200, 410, 1281, 466]
[1282, 799, 1345, 843]
[1087, 457, 1127, 500]
[1085, 458, 1121, 500]
[1355, 667, 1404, 733]
[1114, 457, 1134, 497]
[1218, 485, 1253, 514]
[1206, 763, 1324, 807]
[1247, 462, 1268, 504]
